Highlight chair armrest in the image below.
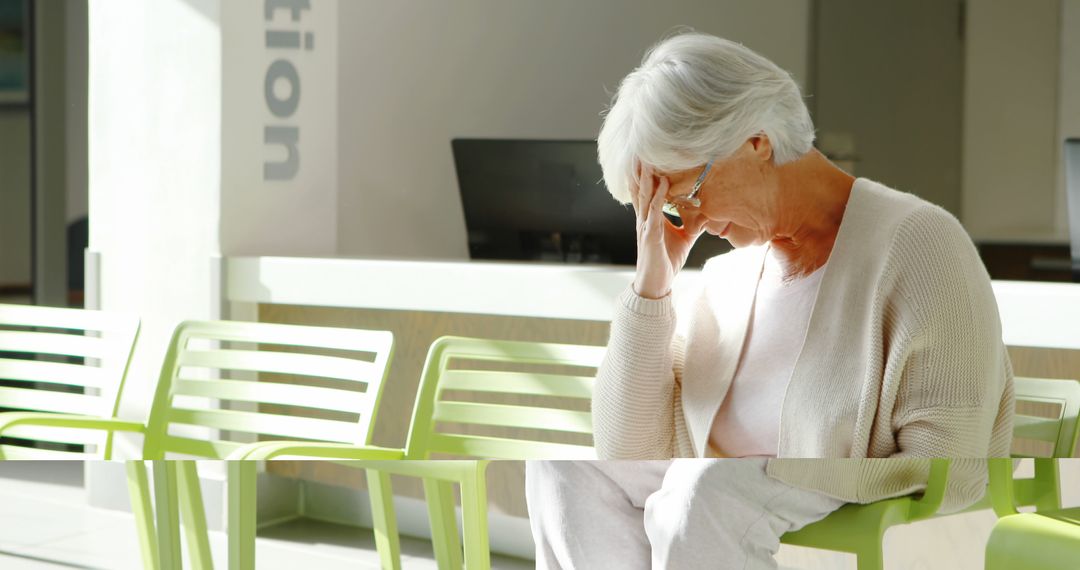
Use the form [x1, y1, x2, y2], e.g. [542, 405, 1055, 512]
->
[226, 441, 405, 461]
[907, 458, 950, 520]
[0, 412, 146, 460]
[0, 412, 145, 437]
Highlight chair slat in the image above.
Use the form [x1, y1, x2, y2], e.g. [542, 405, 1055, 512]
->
[1013, 415, 1063, 443]
[0, 358, 106, 388]
[167, 408, 359, 443]
[0, 331, 111, 359]
[438, 370, 593, 399]
[0, 444, 95, 460]
[427, 433, 595, 460]
[439, 338, 606, 368]
[0, 386, 105, 415]
[162, 435, 245, 459]
[433, 401, 593, 434]
[180, 320, 393, 353]
[173, 378, 369, 414]
[177, 349, 379, 383]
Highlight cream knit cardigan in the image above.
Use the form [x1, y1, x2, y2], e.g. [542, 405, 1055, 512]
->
[592, 178, 1015, 513]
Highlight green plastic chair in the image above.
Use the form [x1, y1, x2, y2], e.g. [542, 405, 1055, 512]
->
[781, 376, 1080, 570]
[0, 319, 394, 570]
[231, 335, 605, 570]
[0, 303, 139, 458]
[984, 458, 1080, 570]
[983, 376, 1080, 570]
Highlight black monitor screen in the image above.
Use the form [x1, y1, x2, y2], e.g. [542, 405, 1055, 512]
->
[453, 138, 637, 264]
[1067, 138, 1080, 270]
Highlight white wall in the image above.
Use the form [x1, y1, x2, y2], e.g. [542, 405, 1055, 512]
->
[813, 0, 964, 216]
[962, 0, 1064, 242]
[334, 0, 811, 259]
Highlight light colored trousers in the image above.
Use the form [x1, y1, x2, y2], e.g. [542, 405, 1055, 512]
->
[525, 458, 845, 570]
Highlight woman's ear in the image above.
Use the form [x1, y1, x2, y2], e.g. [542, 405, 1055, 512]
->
[749, 135, 773, 162]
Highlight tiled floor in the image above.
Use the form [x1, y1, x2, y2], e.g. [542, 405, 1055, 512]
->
[0, 462, 533, 569]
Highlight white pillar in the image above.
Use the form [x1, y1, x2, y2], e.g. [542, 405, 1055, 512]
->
[86, 0, 223, 509]
[84, 0, 339, 524]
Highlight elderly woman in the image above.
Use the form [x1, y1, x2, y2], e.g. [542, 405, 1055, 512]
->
[526, 32, 1014, 569]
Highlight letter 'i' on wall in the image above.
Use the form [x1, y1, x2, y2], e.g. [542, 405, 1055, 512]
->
[264, 0, 312, 181]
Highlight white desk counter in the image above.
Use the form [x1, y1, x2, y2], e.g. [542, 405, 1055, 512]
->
[226, 256, 1080, 350]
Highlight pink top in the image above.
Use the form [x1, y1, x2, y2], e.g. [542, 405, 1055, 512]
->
[709, 249, 827, 457]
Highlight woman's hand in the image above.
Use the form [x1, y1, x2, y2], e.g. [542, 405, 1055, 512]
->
[631, 161, 707, 299]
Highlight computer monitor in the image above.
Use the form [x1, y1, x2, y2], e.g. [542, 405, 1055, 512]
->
[1066, 138, 1080, 277]
[452, 139, 638, 264]
[452, 138, 733, 266]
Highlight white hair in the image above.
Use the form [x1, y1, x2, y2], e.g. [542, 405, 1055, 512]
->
[597, 31, 815, 204]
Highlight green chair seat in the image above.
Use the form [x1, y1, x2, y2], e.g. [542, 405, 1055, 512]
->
[986, 509, 1080, 570]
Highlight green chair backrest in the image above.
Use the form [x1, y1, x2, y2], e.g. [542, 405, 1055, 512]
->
[141, 320, 393, 460]
[1011, 376, 1080, 459]
[405, 336, 605, 460]
[994, 376, 1080, 514]
[0, 303, 139, 458]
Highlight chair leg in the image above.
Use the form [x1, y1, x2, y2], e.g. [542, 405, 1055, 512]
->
[854, 542, 885, 570]
[152, 460, 183, 570]
[176, 460, 214, 570]
[125, 461, 160, 570]
[424, 477, 464, 570]
[228, 460, 258, 570]
[366, 468, 402, 570]
[1032, 458, 1062, 511]
[459, 462, 491, 570]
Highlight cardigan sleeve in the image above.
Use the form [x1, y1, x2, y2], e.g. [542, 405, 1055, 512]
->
[884, 205, 1015, 512]
[591, 285, 680, 459]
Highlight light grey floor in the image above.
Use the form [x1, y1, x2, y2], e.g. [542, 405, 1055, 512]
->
[0, 462, 534, 569]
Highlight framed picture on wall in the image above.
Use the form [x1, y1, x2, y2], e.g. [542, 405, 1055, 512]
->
[0, 0, 28, 104]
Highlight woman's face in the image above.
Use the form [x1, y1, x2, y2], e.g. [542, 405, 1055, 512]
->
[657, 137, 777, 248]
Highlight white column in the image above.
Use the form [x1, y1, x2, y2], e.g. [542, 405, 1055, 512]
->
[86, 0, 223, 509]
[84, 0, 340, 523]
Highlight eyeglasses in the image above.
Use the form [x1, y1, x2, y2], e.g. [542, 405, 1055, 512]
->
[661, 159, 713, 219]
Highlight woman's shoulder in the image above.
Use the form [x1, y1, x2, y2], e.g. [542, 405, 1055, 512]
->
[853, 178, 961, 230]
[857, 180, 995, 315]
[851, 178, 973, 258]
